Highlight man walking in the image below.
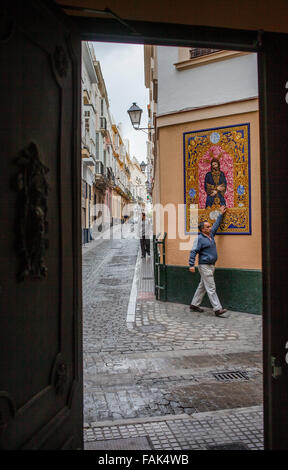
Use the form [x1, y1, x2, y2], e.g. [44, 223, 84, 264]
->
[189, 206, 227, 316]
[138, 212, 152, 259]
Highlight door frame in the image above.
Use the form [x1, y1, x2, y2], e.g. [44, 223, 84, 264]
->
[63, 11, 288, 449]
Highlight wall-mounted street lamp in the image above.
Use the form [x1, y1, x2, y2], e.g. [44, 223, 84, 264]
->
[127, 102, 142, 129]
[127, 102, 153, 132]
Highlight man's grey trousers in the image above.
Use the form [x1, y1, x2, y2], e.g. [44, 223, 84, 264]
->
[191, 264, 222, 311]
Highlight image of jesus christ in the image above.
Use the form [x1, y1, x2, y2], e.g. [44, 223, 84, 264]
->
[204, 158, 227, 208]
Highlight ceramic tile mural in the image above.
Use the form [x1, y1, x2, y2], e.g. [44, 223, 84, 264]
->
[184, 123, 251, 234]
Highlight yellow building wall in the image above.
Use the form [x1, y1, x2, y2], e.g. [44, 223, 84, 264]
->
[152, 140, 161, 235]
[158, 107, 261, 270]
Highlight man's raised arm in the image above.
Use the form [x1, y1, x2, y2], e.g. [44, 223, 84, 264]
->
[210, 206, 227, 236]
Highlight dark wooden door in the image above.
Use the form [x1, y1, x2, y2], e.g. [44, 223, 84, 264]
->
[0, 1, 83, 449]
[258, 31, 288, 450]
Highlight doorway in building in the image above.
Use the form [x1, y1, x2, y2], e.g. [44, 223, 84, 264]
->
[81, 40, 263, 451]
[4, 1, 288, 450]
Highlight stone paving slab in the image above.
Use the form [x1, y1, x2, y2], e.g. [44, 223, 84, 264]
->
[84, 349, 262, 424]
[84, 406, 263, 450]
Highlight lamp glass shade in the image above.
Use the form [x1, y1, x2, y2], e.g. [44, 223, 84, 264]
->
[127, 102, 143, 127]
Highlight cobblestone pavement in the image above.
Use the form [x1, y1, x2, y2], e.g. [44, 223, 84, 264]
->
[83, 224, 264, 450]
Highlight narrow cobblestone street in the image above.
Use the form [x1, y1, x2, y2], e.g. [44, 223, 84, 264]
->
[83, 224, 263, 450]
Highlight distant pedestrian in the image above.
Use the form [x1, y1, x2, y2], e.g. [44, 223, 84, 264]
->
[138, 213, 152, 259]
[189, 206, 227, 316]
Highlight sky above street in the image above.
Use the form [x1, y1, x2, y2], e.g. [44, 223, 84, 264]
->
[92, 41, 149, 163]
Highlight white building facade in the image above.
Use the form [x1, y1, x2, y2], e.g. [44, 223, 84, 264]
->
[81, 42, 146, 242]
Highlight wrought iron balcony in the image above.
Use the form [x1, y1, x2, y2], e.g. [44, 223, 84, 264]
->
[124, 164, 131, 177]
[106, 166, 115, 184]
[94, 161, 108, 191]
[95, 160, 104, 176]
[99, 116, 107, 135]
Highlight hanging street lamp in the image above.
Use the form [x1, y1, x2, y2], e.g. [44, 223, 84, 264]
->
[140, 161, 147, 173]
[127, 102, 153, 132]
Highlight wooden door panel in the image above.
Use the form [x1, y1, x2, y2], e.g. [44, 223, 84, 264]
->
[258, 31, 288, 450]
[0, 1, 82, 449]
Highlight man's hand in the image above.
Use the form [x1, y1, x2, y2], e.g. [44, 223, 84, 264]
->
[189, 267, 195, 273]
[219, 205, 227, 214]
[211, 190, 217, 196]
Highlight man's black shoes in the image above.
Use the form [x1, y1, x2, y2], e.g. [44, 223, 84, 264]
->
[190, 305, 227, 315]
[215, 309, 227, 316]
[190, 304, 204, 312]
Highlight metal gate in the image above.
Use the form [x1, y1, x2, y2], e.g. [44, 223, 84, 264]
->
[153, 232, 167, 301]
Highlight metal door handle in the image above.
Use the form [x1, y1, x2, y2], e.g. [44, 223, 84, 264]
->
[271, 356, 282, 379]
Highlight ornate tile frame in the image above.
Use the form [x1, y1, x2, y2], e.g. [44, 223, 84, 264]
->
[183, 123, 252, 235]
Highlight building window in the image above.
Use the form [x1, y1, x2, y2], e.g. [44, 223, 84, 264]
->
[189, 48, 220, 59]
[153, 79, 158, 103]
[82, 208, 86, 228]
[82, 180, 86, 199]
[175, 47, 247, 71]
[96, 132, 100, 160]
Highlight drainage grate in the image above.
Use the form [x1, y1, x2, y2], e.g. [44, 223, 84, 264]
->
[85, 437, 152, 450]
[213, 370, 249, 382]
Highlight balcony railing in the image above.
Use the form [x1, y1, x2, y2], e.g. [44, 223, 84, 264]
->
[95, 160, 104, 176]
[94, 163, 116, 191]
[124, 164, 131, 177]
[100, 116, 107, 131]
[106, 166, 115, 183]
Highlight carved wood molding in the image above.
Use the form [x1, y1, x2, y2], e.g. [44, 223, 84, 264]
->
[53, 45, 69, 78]
[51, 353, 69, 396]
[0, 392, 16, 438]
[20, 405, 71, 450]
[12, 142, 49, 282]
[0, 4, 15, 43]
[61, 435, 74, 450]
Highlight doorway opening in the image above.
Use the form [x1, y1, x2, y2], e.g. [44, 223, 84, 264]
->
[81, 40, 263, 451]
